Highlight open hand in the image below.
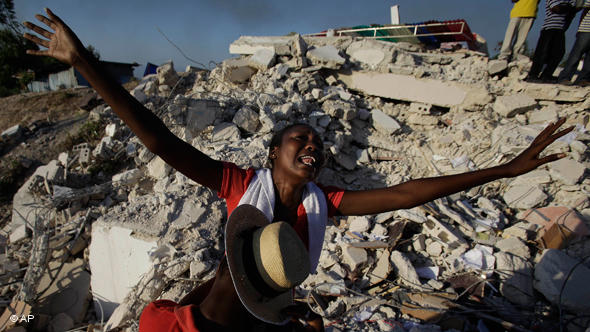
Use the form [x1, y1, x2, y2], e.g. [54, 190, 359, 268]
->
[23, 8, 86, 66]
[503, 118, 574, 177]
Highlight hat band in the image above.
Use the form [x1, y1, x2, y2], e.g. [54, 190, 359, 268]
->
[241, 232, 285, 299]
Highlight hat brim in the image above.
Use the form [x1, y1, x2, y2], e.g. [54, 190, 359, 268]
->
[224, 204, 293, 324]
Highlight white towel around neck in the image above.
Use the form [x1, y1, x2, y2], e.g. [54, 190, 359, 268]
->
[237, 168, 327, 273]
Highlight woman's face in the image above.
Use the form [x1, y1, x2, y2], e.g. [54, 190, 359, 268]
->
[271, 125, 325, 182]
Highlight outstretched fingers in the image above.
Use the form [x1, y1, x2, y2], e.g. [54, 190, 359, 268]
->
[537, 152, 567, 166]
[23, 21, 53, 39]
[23, 32, 49, 48]
[532, 118, 566, 143]
[34, 14, 56, 31]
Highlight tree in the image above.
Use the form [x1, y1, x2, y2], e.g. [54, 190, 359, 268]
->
[0, 0, 18, 33]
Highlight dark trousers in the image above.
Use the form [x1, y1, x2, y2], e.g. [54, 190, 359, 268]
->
[558, 32, 590, 82]
[529, 29, 566, 80]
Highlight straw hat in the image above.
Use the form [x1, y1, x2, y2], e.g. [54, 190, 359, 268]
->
[225, 204, 310, 324]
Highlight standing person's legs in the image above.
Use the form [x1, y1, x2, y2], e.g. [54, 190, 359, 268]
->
[528, 30, 552, 79]
[540, 30, 565, 80]
[500, 17, 520, 60]
[574, 45, 590, 83]
[513, 17, 535, 56]
[558, 32, 590, 82]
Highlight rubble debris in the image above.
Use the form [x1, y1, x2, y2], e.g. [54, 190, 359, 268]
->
[534, 249, 590, 312]
[3, 28, 589, 332]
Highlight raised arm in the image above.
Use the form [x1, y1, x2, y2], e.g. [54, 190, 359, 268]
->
[23, 8, 223, 191]
[337, 119, 573, 216]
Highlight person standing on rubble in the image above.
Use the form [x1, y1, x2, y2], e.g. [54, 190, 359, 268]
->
[24, 8, 574, 332]
[558, 0, 590, 85]
[499, 0, 540, 62]
[525, 0, 577, 82]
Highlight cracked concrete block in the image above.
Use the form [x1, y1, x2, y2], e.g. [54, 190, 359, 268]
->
[408, 102, 432, 114]
[89, 223, 158, 318]
[186, 100, 219, 135]
[342, 246, 368, 272]
[338, 72, 470, 107]
[534, 249, 590, 312]
[527, 106, 558, 124]
[248, 48, 276, 70]
[493, 94, 537, 117]
[390, 251, 421, 288]
[112, 168, 143, 186]
[222, 58, 257, 83]
[307, 45, 345, 69]
[487, 59, 508, 75]
[495, 252, 534, 306]
[369, 250, 391, 284]
[371, 109, 401, 135]
[407, 113, 438, 126]
[346, 40, 394, 68]
[349, 216, 371, 233]
[549, 158, 585, 185]
[212, 122, 241, 142]
[495, 237, 530, 259]
[503, 184, 547, 209]
[323, 100, 357, 120]
[147, 156, 171, 180]
[423, 216, 467, 250]
[232, 106, 259, 133]
[157, 62, 179, 86]
[229, 36, 291, 55]
[36, 259, 90, 323]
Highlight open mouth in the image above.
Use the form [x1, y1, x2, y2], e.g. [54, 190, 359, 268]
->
[298, 155, 317, 168]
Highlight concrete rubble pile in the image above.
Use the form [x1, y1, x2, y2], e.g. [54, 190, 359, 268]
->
[1, 34, 589, 331]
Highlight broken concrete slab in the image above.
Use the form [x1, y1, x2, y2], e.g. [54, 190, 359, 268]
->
[502, 184, 547, 210]
[229, 36, 292, 55]
[534, 249, 590, 312]
[338, 72, 474, 107]
[487, 59, 508, 76]
[390, 251, 421, 288]
[147, 156, 172, 180]
[494, 252, 534, 306]
[342, 245, 368, 272]
[232, 106, 259, 133]
[307, 45, 345, 69]
[186, 100, 219, 135]
[371, 109, 401, 135]
[89, 223, 158, 318]
[523, 84, 589, 102]
[212, 122, 241, 142]
[248, 48, 276, 70]
[493, 94, 537, 118]
[346, 39, 395, 69]
[548, 158, 585, 185]
[35, 258, 90, 323]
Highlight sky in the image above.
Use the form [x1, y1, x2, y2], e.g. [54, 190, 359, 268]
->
[15, 1, 581, 77]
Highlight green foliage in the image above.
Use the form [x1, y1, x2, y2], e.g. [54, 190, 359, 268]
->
[0, 0, 17, 32]
[61, 120, 106, 151]
[0, 28, 68, 97]
[0, 157, 25, 201]
[86, 45, 101, 60]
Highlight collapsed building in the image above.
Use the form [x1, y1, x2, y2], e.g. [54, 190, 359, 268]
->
[1, 32, 589, 332]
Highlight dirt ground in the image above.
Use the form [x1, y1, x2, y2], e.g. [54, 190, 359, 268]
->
[0, 83, 138, 229]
